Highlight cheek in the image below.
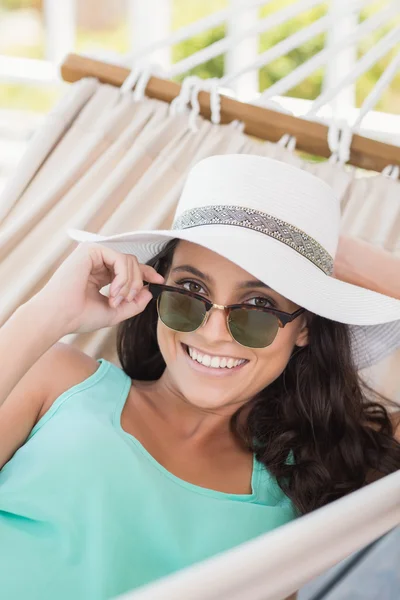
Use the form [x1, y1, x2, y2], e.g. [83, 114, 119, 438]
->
[273, 323, 301, 361]
[253, 325, 298, 384]
[156, 320, 180, 363]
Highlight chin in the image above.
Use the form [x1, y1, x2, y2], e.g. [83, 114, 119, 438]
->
[177, 381, 240, 411]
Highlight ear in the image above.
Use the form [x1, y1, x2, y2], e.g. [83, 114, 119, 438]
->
[295, 317, 309, 348]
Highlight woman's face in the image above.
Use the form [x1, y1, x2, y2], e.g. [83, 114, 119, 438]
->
[157, 241, 308, 413]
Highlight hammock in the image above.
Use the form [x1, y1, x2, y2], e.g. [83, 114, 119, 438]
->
[0, 47, 399, 600]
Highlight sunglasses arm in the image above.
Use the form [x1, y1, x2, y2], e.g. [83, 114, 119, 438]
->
[278, 307, 306, 327]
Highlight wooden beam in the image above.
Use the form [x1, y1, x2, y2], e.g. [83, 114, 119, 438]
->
[61, 53, 400, 172]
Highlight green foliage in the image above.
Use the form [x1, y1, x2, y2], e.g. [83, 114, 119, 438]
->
[0, 0, 41, 8]
[0, 83, 62, 112]
[75, 22, 130, 56]
[357, 6, 400, 113]
[258, 2, 327, 100]
[171, 0, 226, 81]
[172, 0, 227, 28]
[0, 0, 399, 114]
[172, 25, 225, 82]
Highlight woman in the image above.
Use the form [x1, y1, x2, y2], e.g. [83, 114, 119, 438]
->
[0, 155, 399, 600]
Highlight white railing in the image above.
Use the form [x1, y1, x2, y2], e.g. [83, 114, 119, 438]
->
[0, 0, 394, 94]
[0, 0, 399, 145]
[0, 0, 399, 183]
[0, 0, 170, 85]
[0, 55, 57, 86]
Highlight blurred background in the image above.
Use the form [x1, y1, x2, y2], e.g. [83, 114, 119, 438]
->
[0, 0, 399, 192]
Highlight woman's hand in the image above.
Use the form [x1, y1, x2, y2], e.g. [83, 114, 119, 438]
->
[33, 243, 164, 335]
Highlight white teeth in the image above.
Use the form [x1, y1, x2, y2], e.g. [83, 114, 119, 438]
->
[210, 356, 220, 368]
[187, 347, 246, 369]
[202, 355, 211, 367]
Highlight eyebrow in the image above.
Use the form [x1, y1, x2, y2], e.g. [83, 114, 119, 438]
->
[239, 280, 271, 290]
[171, 265, 271, 290]
[171, 265, 212, 282]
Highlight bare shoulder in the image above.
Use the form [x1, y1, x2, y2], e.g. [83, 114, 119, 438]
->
[0, 343, 99, 469]
[36, 342, 99, 420]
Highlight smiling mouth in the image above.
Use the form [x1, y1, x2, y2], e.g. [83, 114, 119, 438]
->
[182, 344, 249, 370]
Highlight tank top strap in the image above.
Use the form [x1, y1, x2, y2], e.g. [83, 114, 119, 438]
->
[253, 458, 294, 509]
[80, 358, 133, 421]
[99, 359, 132, 397]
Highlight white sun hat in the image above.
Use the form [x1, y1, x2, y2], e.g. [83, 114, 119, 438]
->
[68, 154, 400, 369]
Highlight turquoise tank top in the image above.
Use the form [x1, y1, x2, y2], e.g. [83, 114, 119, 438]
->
[0, 359, 296, 600]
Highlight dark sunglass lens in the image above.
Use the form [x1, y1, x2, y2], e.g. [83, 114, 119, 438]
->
[158, 291, 206, 332]
[229, 308, 280, 348]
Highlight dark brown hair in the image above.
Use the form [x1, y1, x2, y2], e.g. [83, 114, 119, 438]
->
[117, 239, 400, 515]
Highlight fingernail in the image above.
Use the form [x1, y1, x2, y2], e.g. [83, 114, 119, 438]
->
[114, 296, 123, 307]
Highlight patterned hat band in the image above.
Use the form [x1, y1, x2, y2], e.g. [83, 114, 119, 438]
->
[172, 205, 334, 276]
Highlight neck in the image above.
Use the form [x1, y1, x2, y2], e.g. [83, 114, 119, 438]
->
[135, 370, 244, 450]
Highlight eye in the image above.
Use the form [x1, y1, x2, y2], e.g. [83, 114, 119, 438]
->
[245, 296, 274, 308]
[176, 279, 207, 295]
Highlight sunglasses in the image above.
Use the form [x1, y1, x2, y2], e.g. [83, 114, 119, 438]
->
[148, 283, 305, 349]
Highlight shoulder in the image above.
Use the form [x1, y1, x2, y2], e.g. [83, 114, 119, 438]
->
[36, 343, 100, 422]
[0, 344, 100, 468]
[45, 342, 100, 392]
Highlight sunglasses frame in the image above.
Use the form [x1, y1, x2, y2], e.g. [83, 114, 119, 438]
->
[147, 283, 305, 348]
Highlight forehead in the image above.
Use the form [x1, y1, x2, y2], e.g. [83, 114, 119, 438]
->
[171, 240, 255, 280]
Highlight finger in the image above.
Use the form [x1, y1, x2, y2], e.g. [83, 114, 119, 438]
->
[132, 286, 154, 312]
[94, 246, 130, 299]
[126, 258, 144, 302]
[109, 254, 134, 300]
[118, 255, 134, 299]
[110, 287, 153, 324]
[140, 264, 165, 284]
[124, 257, 135, 302]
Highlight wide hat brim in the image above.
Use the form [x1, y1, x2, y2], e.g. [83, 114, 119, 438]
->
[68, 225, 400, 370]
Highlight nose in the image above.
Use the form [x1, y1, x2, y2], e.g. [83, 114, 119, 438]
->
[199, 306, 232, 344]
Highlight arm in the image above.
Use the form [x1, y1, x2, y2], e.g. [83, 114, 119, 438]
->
[0, 336, 98, 471]
[334, 236, 400, 299]
[335, 238, 400, 437]
[0, 243, 159, 470]
[0, 298, 67, 411]
[0, 299, 66, 469]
